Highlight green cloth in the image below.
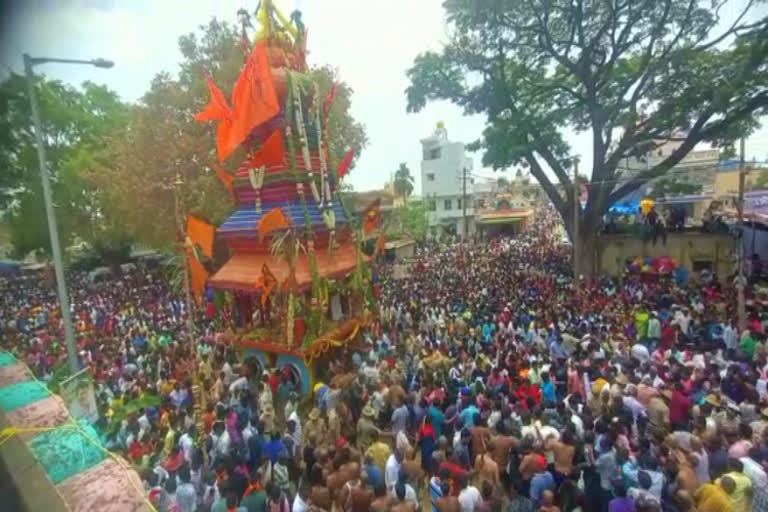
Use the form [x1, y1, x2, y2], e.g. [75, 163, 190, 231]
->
[634, 311, 649, 339]
[0, 352, 16, 367]
[0, 380, 51, 412]
[241, 490, 267, 512]
[27, 420, 106, 484]
[741, 334, 757, 359]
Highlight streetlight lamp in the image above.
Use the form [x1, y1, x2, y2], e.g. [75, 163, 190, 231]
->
[23, 54, 114, 374]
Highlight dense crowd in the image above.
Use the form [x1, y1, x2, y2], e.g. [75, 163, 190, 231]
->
[3, 207, 768, 512]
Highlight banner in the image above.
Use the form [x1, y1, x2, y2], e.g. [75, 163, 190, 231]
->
[58, 368, 98, 424]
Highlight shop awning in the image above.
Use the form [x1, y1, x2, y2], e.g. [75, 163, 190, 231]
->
[209, 241, 361, 291]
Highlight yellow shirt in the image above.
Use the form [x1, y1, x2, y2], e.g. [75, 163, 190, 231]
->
[695, 483, 732, 512]
[716, 472, 752, 512]
[365, 441, 392, 473]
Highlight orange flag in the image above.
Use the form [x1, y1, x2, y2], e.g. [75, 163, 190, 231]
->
[187, 249, 209, 303]
[362, 199, 381, 236]
[249, 129, 284, 169]
[257, 207, 292, 243]
[375, 229, 387, 255]
[214, 164, 234, 197]
[260, 264, 277, 307]
[186, 216, 215, 259]
[195, 42, 280, 162]
[228, 41, 280, 160]
[196, 76, 234, 162]
[336, 149, 354, 180]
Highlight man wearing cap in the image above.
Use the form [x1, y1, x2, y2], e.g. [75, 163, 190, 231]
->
[304, 407, 328, 448]
[357, 405, 380, 452]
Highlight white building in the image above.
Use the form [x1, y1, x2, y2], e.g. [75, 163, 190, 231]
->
[420, 122, 474, 238]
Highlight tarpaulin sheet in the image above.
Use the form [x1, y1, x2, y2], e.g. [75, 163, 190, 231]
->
[0, 380, 51, 412]
[27, 419, 106, 484]
[0, 351, 17, 367]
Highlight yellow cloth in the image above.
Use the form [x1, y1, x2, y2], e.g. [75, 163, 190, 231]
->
[163, 428, 176, 457]
[716, 472, 752, 512]
[365, 441, 392, 474]
[695, 483, 732, 512]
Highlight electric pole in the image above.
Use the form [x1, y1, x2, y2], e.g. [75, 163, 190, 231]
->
[461, 167, 468, 240]
[572, 156, 581, 291]
[737, 137, 746, 331]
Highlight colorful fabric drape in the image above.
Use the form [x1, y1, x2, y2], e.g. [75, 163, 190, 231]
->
[257, 207, 292, 243]
[362, 198, 381, 235]
[186, 216, 215, 259]
[195, 42, 280, 162]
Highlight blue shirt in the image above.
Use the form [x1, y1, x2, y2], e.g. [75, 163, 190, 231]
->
[459, 405, 479, 428]
[392, 405, 409, 434]
[530, 471, 555, 504]
[429, 476, 443, 512]
[262, 438, 286, 463]
[365, 463, 383, 489]
[428, 406, 444, 439]
[541, 380, 556, 404]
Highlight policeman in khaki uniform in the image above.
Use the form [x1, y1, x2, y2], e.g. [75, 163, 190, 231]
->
[304, 407, 328, 447]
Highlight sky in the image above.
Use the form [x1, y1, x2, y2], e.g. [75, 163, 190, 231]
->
[2, 0, 767, 195]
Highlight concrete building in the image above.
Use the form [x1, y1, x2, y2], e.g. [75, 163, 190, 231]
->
[420, 122, 474, 239]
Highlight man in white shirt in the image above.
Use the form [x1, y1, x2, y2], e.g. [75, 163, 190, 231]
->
[385, 450, 403, 496]
[457, 473, 482, 512]
[724, 320, 739, 352]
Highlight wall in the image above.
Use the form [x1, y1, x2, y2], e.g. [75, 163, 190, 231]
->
[597, 231, 737, 278]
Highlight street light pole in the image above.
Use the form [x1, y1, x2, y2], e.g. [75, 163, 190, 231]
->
[173, 173, 195, 343]
[23, 54, 113, 374]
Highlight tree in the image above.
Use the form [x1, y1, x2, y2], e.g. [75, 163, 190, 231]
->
[0, 74, 130, 257]
[393, 162, 415, 203]
[649, 176, 703, 198]
[497, 176, 510, 190]
[389, 201, 429, 241]
[86, 18, 368, 249]
[406, 0, 768, 276]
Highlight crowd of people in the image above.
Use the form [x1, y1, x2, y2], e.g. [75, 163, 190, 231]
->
[3, 207, 768, 512]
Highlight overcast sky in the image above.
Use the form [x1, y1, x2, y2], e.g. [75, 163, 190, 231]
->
[2, 0, 767, 195]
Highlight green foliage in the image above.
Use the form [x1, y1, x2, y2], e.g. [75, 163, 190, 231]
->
[0, 74, 130, 257]
[649, 177, 703, 199]
[389, 202, 428, 242]
[393, 163, 414, 203]
[406, 0, 768, 246]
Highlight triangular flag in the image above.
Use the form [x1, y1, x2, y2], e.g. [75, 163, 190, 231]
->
[257, 207, 292, 243]
[249, 129, 284, 169]
[186, 216, 215, 260]
[362, 198, 381, 236]
[214, 164, 234, 197]
[336, 149, 355, 180]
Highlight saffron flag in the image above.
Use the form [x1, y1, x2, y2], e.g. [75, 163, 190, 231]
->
[257, 207, 292, 243]
[249, 129, 284, 169]
[186, 216, 215, 260]
[260, 264, 277, 307]
[187, 249, 209, 303]
[323, 82, 337, 120]
[362, 198, 381, 236]
[336, 149, 354, 180]
[196, 75, 234, 162]
[195, 42, 280, 162]
[229, 41, 280, 160]
[214, 164, 235, 197]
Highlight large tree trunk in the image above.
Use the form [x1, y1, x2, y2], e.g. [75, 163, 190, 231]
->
[559, 204, 600, 280]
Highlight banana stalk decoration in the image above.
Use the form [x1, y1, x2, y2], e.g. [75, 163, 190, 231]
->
[314, 83, 336, 245]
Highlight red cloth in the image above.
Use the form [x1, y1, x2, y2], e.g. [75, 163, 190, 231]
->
[669, 390, 691, 425]
[439, 461, 467, 496]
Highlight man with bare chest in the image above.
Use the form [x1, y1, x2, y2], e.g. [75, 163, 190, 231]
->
[474, 439, 501, 487]
[491, 434, 519, 476]
[369, 483, 392, 512]
[436, 494, 462, 512]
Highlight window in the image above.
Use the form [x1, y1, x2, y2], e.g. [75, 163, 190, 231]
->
[427, 199, 437, 211]
[444, 199, 452, 210]
[424, 147, 441, 160]
[426, 173, 435, 182]
[457, 198, 462, 209]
